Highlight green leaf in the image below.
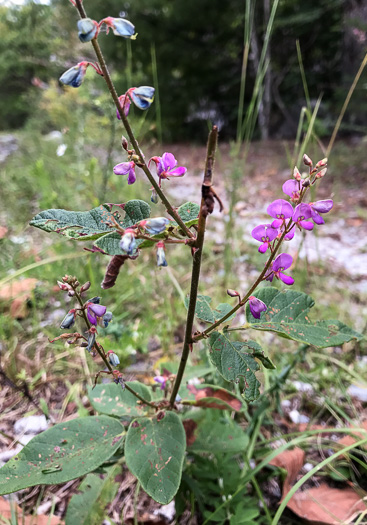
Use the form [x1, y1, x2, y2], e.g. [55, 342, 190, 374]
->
[125, 411, 186, 504]
[185, 295, 236, 324]
[180, 383, 242, 411]
[186, 413, 249, 453]
[121, 199, 151, 228]
[177, 201, 200, 227]
[94, 232, 144, 256]
[88, 381, 152, 418]
[209, 331, 275, 401]
[0, 416, 124, 495]
[246, 287, 363, 348]
[29, 205, 116, 241]
[65, 464, 119, 525]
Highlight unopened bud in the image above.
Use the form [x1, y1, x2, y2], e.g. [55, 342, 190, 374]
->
[303, 154, 312, 167]
[60, 310, 76, 329]
[121, 136, 128, 151]
[107, 351, 120, 367]
[131, 154, 140, 163]
[315, 168, 327, 179]
[62, 275, 69, 282]
[151, 188, 159, 204]
[80, 281, 91, 293]
[293, 166, 302, 181]
[227, 289, 240, 298]
[68, 290, 75, 297]
[57, 280, 71, 291]
[302, 178, 310, 188]
[315, 157, 327, 169]
[74, 280, 80, 288]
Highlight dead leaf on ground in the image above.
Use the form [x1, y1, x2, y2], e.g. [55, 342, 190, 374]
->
[186, 384, 242, 411]
[270, 447, 367, 524]
[0, 497, 64, 524]
[337, 421, 367, 449]
[0, 226, 7, 240]
[0, 278, 38, 319]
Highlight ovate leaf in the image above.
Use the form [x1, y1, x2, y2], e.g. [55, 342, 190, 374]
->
[0, 416, 124, 495]
[65, 464, 119, 525]
[246, 287, 363, 348]
[88, 381, 152, 418]
[125, 411, 186, 504]
[185, 295, 236, 324]
[29, 205, 116, 241]
[186, 413, 249, 453]
[209, 331, 275, 401]
[121, 199, 151, 228]
[177, 201, 200, 227]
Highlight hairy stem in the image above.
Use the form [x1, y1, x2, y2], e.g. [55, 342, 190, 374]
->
[73, 0, 194, 239]
[169, 126, 218, 407]
[73, 287, 155, 408]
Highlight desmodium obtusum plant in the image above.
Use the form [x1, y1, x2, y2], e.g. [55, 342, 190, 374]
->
[0, 0, 363, 517]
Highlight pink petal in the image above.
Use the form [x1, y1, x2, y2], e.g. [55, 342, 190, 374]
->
[169, 166, 187, 177]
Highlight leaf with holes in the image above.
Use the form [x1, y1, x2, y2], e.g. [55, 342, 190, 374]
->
[0, 416, 124, 495]
[29, 205, 118, 241]
[209, 331, 275, 401]
[180, 383, 242, 411]
[246, 287, 363, 348]
[65, 464, 119, 525]
[88, 381, 152, 418]
[185, 295, 236, 324]
[125, 411, 186, 504]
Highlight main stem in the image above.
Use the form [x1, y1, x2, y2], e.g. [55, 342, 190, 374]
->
[73, 0, 194, 239]
[169, 126, 218, 407]
[73, 288, 155, 408]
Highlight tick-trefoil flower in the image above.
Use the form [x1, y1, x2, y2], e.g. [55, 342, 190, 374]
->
[266, 253, 294, 285]
[60, 309, 76, 329]
[77, 18, 99, 42]
[267, 199, 294, 229]
[282, 179, 301, 202]
[248, 296, 267, 319]
[251, 224, 278, 253]
[292, 203, 314, 230]
[140, 217, 170, 235]
[107, 351, 120, 367]
[101, 17, 137, 39]
[315, 158, 327, 169]
[156, 241, 168, 267]
[113, 161, 136, 185]
[128, 86, 155, 110]
[309, 199, 333, 225]
[149, 152, 187, 186]
[86, 327, 97, 353]
[86, 302, 107, 326]
[151, 188, 159, 204]
[98, 311, 113, 328]
[293, 166, 302, 181]
[120, 229, 136, 255]
[116, 94, 131, 120]
[59, 62, 89, 88]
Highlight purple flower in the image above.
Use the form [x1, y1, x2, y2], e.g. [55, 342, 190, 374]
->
[248, 296, 267, 319]
[251, 224, 278, 253]
[150, 153, 187, 186]
[282, 180, 301, 202]
[267, 199, 294, 229]
[113, 161, 136, 185]
[292, 203, 314, 230]
[154, 376, 167, 390]
[116, 94, 131, 119]
[266, 253, 294, 285]
[309, 199, 333, 225]
[59, 62, 89, 88]
[284, 227, 295, 241]
[86, 302, 107, 326]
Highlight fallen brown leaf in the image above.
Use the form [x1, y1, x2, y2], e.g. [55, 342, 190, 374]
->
[0, 226, 7, 240]
[186, 384, 242, 411]
[0, 497, 64, 524]
[337, 421, 367, 448]
[270, 448, 367, 524]
[0, 278, 38, 319]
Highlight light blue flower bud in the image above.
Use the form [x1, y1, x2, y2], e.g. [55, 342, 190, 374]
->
[120, 231, 136, 255]
[102, 311, 113, 327]
[77, 18, 98, 43]
[108, 352, 120, 367]
[60, 310, 76, 329]
[151, 189, 159, 204]
[130, 86, 155, 110]
[59, 62, 88, 88]
[157, 243, 168, 267]
[142, 217, 170, 235]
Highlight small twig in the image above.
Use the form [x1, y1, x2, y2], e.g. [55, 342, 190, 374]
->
[169, 126, 218, 407]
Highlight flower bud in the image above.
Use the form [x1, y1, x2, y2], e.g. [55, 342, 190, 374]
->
[77, 18, 98, 43]
[303, 154, 312, 167]
[80, 281, 91, 293]
[315, 168, 327, 179]
[151, 189, 159, 204]
[293, 166, 302, 181]
[156, 242, 168, 267]
[107, 351, 120, 367]
[87, 296, 101, 304]
[315, 157, 327, 169]
[68, 290, 75, 297]
[129, 86, 155, 110]
[101, 17, 137, 39]
[60, 310, 76, 329]
[302, 178, 310, 188]
[120, 229, 136, 255]
[62, 275, 69, 282]
[140, 217, 170, 235]
[121, 136, 128, 150]
[57, 280, 71, 291]
[248, 296, 267, 319]
[227, 289, 240, 298]
[86, 328, 96, 353]
[59, 62, 89, 88]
